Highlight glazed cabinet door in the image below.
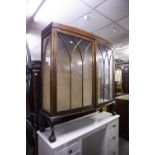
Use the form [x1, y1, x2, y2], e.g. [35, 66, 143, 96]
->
[96, 44, 114, 105]
[55, 31, 94, 112]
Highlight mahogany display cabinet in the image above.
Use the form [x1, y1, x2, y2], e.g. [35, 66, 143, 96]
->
[39, 22, 115, 142]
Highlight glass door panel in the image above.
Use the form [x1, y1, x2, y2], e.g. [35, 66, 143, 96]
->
[70, 36, 83, 109]
[82, 41, 92, 107]
[56, 32, 93, 111]
[56, 33, 71, 112]
[71, 46, 83, 109]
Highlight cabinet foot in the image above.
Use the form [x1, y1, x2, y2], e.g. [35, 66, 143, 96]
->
[39, 114, 46, 132]
[111, 103, 116, 116]
[48, 120, 56, 142]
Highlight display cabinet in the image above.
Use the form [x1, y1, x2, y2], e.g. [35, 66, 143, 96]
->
[40, 22, 115, 142]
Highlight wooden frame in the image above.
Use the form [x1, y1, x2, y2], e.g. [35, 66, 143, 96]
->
[40, 22, 115, 142]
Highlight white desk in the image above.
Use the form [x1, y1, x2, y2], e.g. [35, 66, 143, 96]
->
[38, 111, 119, 155]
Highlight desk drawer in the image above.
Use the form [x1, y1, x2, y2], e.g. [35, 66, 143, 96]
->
[57, 141, 81, 155]
[107, 146, 118, 155]
[108, 131, 118, 144]
[107, 119, 118, 133]
[70, 150, 81, 155]
[106, 124, 119, 155]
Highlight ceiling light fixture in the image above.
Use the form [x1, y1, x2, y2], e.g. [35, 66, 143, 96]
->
[70, 41, 73, 44]
[84, 15, 88, 20]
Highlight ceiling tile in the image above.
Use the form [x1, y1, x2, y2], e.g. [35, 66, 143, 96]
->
[81, 0, 105, 8]
[117, 16, 129, 31]
[71, 10, 112, 32]
[94, 24, 129, 44]
[96, 0, 129, 21]
[35, 0, 92, 27]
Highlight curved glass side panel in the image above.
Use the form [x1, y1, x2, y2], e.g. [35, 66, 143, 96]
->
[109, 49, 114, 100]
[83, 42, 92, 106]
[96, 46, 104, 104]
[56, 32, 93, 111]
[42, 35, 51, 112]
[97, 45, 114, 103]
[56, 33, 71, 112]
[104, 52, 109, 102]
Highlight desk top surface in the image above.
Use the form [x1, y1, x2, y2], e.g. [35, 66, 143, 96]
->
[37, 111, 119, 149]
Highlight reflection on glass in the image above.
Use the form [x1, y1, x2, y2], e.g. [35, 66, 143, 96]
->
[109, 49, 114, 99]
[42, 36, 51, 112]
[71, 43, 82, 109]
[96, 47, 104, 104]
[104, 53, 109, 101]
[115, 69, 122, 83]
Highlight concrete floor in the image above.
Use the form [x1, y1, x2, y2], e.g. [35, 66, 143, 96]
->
[119, 137, 129, 155]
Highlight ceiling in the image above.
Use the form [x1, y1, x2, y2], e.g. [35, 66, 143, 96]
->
[26, 0, 129, 60]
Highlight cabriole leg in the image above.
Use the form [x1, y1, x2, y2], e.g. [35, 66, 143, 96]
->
[47, 120, 56, 142]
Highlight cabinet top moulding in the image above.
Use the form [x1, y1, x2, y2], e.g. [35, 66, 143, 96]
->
[41, 22, 112, 47]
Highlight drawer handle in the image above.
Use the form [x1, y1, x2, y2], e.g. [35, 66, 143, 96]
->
[112, 137, 116, 140]
[113, 124, 116, 128]
[69, 149, 73, 154]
